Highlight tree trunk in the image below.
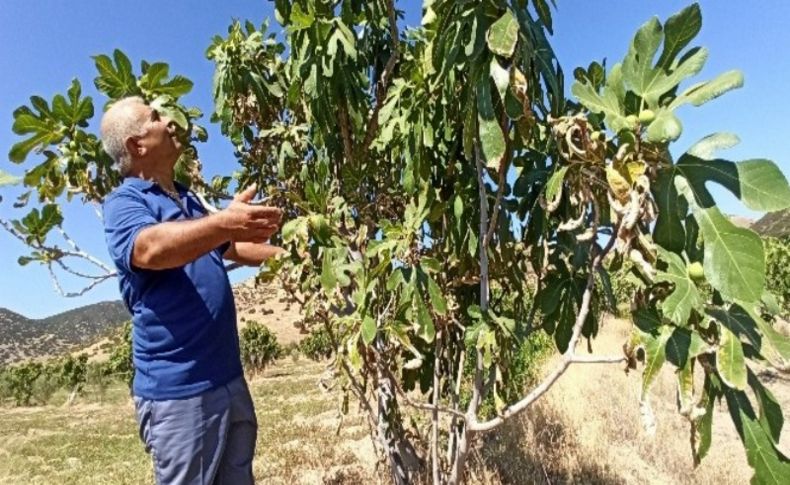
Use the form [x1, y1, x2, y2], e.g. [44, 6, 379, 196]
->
[375, 338, 421, 484]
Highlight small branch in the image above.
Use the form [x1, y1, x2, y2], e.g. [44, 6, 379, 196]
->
[0, 217, 30, 245]
[54, 259, 115, 280]
[446, 345, 465, 465]
[338, 101, 355, 165]
[475, 143, 490, 312]
[482, 162, 507, 249]
[468, 143, 489, 420]
[56, 227, 114, 273]
[570, 355, 627, 364]
[431, 331, 442, 485]
[46, 263, 115, 298]
[385, 367, 467, 420]
[449, 142, 491, 485]
[483, 112, 511, 248]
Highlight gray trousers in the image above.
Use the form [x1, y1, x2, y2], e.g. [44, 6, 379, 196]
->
[133, 376, 257, 485]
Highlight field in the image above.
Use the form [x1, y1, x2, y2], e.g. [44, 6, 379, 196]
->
[1, 317, 787, 485]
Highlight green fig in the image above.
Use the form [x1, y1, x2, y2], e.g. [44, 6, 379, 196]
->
[638, 109, 656, 124]
[688, 262, 704, 281]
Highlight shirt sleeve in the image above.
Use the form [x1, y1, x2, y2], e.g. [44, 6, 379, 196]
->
[103, 192, 158, 273]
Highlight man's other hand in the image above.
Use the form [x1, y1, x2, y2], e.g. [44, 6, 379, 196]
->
[219, 184, 282, 243]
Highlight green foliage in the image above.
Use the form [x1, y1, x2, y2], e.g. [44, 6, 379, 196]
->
[463, 329, 553, 420]
[299, 326, 335, 361]
[56, 353, 89, 394]
[571, 5, 790, 480]
[4, 52, 205, 269]
[103, 321, 134, 389]
[0, 361, 43, 406]
[764, 237, 790, 317]
[0, 353, 88, 406]
[239, 321, 282, 374]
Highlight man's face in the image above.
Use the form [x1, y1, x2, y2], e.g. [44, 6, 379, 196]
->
[131, 103, 183, 163]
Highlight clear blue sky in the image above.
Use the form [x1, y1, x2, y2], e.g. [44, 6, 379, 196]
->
[1, 1, 788, 319]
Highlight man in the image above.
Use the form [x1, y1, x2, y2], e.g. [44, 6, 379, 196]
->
[101, 96, 282, 484]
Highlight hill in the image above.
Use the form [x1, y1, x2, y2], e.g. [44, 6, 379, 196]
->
[751, 208, 790, 238]
[0, 301, 129, 365]
[1, 278, 305, 366]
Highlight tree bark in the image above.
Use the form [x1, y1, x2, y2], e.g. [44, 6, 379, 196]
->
[375, 337, 421, 484]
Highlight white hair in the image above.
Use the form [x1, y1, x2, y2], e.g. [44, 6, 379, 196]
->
[100, 96, 147, 176]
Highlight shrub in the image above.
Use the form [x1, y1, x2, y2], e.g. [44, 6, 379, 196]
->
[462, 329, 554, 420]
[104, 321, 134, 389]
[57, 353, 88, 395]
[239, 321, 282, 374]
[765, 237, 790, 317]
[86, 363, 111, 402]
[299, 326, 334, 361]
[31, 370, 60, 404]
[0, 362, 42, 406]
[282, 341, 301, 362]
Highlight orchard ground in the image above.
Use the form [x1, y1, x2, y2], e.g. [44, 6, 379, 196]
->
[1, 309, 788, 484]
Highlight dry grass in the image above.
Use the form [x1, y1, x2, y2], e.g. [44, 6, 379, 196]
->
[1, 317, 787, 484]
[468, 316, 790, 485]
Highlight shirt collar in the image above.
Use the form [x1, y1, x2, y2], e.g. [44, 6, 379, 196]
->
[122, 177, 188, 193]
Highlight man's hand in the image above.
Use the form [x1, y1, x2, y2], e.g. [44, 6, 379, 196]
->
[218, 184, 283, 243]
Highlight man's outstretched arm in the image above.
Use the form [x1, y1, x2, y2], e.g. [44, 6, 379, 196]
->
[133, 186, 281, 270]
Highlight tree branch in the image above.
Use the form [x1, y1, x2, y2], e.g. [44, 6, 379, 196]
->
[431, 331, 442, 485]
[384, 367, 467, 420]
[483, 112, 510, 248]
[338, 100, 355, 166]
[56, 227, 114, 273]
[468, 219, 622, 433]
[46, 263, 115, 298]
[359, 0, 400, 155]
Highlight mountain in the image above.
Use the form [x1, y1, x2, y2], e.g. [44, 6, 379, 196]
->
[751, 208, 790, 238]
[0, 278, 305, 366]
[0, 301, 129, 365]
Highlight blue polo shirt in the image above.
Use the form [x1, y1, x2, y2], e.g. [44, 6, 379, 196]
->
[102, 177, 242, 400]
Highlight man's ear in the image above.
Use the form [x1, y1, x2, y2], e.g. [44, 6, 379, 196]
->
[125, 136, 145, 158]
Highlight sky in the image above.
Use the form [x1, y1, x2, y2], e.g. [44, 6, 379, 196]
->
[1, 1, 788, 319]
